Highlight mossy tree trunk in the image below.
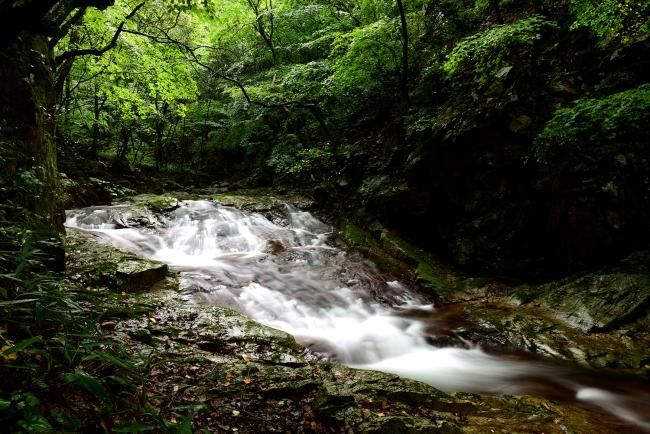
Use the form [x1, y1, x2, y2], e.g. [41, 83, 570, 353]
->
[0, 33, 64, 234]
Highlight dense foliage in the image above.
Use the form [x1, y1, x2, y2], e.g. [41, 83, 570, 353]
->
[533, 84, 650, 165]
[443, 16, 557, 81]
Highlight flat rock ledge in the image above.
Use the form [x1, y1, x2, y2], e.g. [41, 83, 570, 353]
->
[66, 227, 169, 291]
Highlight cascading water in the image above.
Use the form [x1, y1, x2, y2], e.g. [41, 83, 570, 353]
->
[66, 200, 650, 431]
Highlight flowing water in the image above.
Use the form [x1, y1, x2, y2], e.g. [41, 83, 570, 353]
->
[66, 200, 650, 431]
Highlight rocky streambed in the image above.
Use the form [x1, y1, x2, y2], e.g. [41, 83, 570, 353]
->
[63, 191, 650, 433]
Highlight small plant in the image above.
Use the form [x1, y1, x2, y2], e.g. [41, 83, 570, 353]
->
[569, 0, 650, 43]
[443, 16, 557, 82]
[0, 391, 52, 432]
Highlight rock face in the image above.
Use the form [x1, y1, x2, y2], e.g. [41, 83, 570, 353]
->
[337, 219, 650, 374]
[66, 227, 168, 291]
[66, 203, 163, 229]
[116, 259, 168, 291]
[539, 271, 650, 332]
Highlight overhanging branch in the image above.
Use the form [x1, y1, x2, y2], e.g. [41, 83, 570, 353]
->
[121, 27, 337, 143]
[54, 1, 145, 65]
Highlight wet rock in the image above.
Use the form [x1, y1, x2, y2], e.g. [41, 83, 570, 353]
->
[212, 189, 315, 220]
[538, 271, 650, 332]
[116, 258, 168, 291]
[313, 366, 474, 433]
[264, 240, 287, 255]
[316, 366, 467, 413]
[66, 204, 162, 229]
[65, 227, 173, 292]
[143, 195, 179, 212]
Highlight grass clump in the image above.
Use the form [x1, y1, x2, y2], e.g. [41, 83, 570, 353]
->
[0, 222, 193, 432]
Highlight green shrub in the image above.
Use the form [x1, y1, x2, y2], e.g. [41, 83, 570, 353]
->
[533, 84, 650, 165]
[569, 0, 650, 42]
[328, 19, 402, 97]
[290, 147, 336, 175]
[268, 134, 335, 178]
[443, 16, 557, 82]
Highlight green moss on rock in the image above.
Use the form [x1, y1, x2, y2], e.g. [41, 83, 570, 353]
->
[341, 222, 373, 249]
[143, 195, 178, 212]
[116, 259, 168, 291]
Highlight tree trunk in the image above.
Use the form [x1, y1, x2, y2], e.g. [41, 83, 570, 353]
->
[0, 32, 64, 234]
[396, 0, 410, 104]
[92, 79, 101, 159]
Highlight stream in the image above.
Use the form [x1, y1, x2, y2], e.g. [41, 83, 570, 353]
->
[65, 200, 650, 431]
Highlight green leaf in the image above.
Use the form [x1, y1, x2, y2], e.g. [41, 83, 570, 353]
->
[2, 336, 42, 356]
[106, 372, 135, 387]
[0, 398, 11, 410]
[0, 299, 38, 306]
[61, 370, 112, 406]
[112, 422, 156, 432]
[52, 413, 83, 429]
[17, 415, 52, 432]
[83, 351, 138, 373]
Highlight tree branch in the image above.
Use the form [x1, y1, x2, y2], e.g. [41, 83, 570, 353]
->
[54, 1, 145, 65]
[121, 26, 337, 143]
[49, 6, 88, 48]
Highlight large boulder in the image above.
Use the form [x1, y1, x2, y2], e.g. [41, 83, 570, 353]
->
[116, 259, 168, 291]
[538, 270, 650, 332]
[65, 227, 169, 292]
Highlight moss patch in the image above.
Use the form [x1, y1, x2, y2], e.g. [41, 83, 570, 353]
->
[143, 195, 178, 212]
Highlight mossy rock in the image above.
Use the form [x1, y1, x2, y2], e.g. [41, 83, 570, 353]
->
[143, 195, 178, 212]
[116, 258, 168, 291]
[539, 271, 650, 332]
[65, 227, 170, 292]
[315, 366, 470, 415]
[379, 231, 429, 268]
[341, 222, 373, 249]
[416, 263, 451, 294]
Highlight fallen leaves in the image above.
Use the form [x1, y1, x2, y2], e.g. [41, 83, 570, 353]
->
[0, 344, 17, 362]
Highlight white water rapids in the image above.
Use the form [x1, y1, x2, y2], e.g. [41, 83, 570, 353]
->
[66, 200, 650, 431]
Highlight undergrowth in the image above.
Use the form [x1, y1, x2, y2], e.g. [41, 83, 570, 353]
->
[0, 213, 194, 432]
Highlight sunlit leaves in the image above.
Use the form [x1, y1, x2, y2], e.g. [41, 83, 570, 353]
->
[533, 84, 650, 165]
[327, 19, 402, 97]
[570, 0, 649, 42]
